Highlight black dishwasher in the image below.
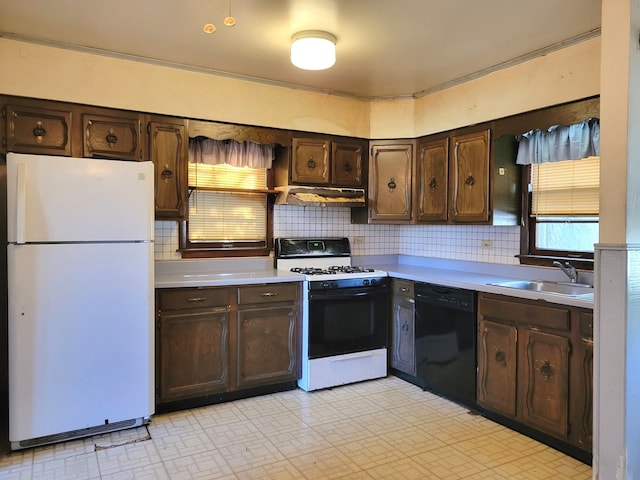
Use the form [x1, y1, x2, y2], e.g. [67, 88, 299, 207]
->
[414, 283, 477, 410]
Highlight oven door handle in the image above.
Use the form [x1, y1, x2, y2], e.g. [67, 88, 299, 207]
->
[309, 289, 387, 300]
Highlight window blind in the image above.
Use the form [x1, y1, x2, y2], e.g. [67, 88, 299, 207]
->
[187, 163, 268, 244]
[189, 163, 267, 190]
[188, 191, 267, 243]
[531, 156, 600, 216]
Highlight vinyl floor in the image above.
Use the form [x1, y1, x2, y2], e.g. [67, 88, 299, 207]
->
[0, 376, 592, 479]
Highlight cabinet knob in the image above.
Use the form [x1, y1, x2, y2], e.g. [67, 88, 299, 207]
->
[106, 133, 118, 145]
[161, 164, 174, 179]
[494, 348, 506, 367]
[538, 360, 552, 381]
[429, 177, 437, 189]
[401, 323, 409, 332]
[387, 178, 396, 190]
[465, 174, 475, 186]
[343, 162, 352, 173]
[307, 157, 316, 169]
[32, 122, 47, 139]
[261, 292, 277, 297]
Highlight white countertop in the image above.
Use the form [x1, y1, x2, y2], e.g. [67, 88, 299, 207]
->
[154, 256, 594, 309]
[154, 258, 304, 288]
[367, 261, 594, 309]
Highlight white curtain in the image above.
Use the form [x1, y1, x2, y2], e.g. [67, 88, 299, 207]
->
[516, 118, 600, 165]
[189, 138, 274, 169]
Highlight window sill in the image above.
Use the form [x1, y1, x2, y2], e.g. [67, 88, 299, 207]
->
[181, 247, 271, 259]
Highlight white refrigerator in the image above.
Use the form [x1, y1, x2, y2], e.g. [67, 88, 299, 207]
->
[6, 152, 154, 450]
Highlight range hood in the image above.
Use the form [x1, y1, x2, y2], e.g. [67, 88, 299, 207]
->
[275, 185, 366, 207]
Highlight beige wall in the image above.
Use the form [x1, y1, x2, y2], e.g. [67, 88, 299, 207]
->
[369, 37, 601, 139]
[0, 36, 599, 140]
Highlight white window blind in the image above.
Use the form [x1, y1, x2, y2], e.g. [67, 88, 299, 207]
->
[531, 156, 600, 216]
[188, 163, 268, 244]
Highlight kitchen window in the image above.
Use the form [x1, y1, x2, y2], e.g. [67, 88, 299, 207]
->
[517, 119, 600, 269]
[179, 139, 275, 258]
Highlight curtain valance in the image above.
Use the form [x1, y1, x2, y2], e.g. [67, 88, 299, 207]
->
[189, 137, 274, 169]
[516, 118, 600, 165]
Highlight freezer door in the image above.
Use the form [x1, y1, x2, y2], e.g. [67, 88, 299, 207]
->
[7, 153, 154, 243]
[8, 242, 154, 442]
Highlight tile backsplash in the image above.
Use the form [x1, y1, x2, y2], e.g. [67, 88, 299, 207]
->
[155, 205, 520, 264]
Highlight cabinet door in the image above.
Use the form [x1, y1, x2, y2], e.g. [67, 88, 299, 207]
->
[332, 140, 363, 186]
[391, 280, 415, 375]
[83, 113, 142, 161]
[450, 129, 490, 223]
[477, 318, 517, 417]
[573, 311, 593, 451]
[416, 137, 448, 222]
[519, 329, 570, 439]
[369, 143, 414, 223]
[291, 137, 330, 184]
[149, 121, 188, 220]
[157, 308, 230, 402]
[5, 104, 72, 156]
[236, 304, 298, 388]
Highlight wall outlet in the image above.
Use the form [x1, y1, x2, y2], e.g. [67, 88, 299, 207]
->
[353, 236, 365, 245]
[481, 240, 493, 249]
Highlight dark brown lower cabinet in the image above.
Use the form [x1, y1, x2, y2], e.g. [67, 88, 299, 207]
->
[477, 293, 593, 456]
[390, 279, 416, 375]
[156, 282, 301, 408]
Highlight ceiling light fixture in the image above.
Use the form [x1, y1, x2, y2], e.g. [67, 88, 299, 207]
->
[290, 30, 337, 70]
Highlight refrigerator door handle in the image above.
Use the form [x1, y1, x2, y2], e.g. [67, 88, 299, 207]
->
[16, 162, 26, 245]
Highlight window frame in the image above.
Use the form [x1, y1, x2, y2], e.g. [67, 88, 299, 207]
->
[519, 164, 595, 270]
[178, 164, 276, 259]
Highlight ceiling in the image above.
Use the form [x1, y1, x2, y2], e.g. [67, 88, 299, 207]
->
[0, 0, 601, 100]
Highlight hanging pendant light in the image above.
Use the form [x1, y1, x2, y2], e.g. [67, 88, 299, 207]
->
[290, 30, 337, 70]
[224, 0, 236, 27]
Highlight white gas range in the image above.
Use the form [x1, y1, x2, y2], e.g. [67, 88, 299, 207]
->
[274, 238, 389, 391]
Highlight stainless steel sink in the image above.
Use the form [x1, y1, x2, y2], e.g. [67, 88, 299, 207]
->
[490, 280, 594, 297]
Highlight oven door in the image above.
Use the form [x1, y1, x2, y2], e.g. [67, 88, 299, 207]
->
[308, 283, 389, 359]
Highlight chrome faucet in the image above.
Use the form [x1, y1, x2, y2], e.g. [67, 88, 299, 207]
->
[553, 261, 579, 283]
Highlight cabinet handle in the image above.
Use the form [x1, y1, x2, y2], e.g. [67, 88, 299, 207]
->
[387, 177, 396, 190]
[187, 297, 206, 302]
[32, 123, 46, 138]
[161, 164, 174, 179]
[307, 157, 316, 169]
[494, 348, 506, 367]
[261, 292, 277, 297]
[429, 177, 437, 189]
[465, 174, 475, 186]
[343, 162, 352, 173]
[106, 133, 118, 145]
[399, 287, 409, 293]
[539, 360, 552, 381]
[401, 323, 409, 332]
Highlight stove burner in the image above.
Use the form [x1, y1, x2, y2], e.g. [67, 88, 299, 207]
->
[290, 265, 376, 276]
[290, 267, 336, 275]
[328, 265, 375, 274]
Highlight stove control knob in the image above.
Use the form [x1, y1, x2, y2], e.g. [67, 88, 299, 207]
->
[321, 281, 333, 289]
[363, 279, 370, 286]
[369, 279, 376, 286]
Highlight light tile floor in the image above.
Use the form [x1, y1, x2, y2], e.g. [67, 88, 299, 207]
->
[0, 376, 593, 479]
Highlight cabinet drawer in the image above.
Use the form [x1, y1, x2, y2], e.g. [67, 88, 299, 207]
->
[479, 295, 570, 332]
[6, 104, 72, 156]
[83, 114, 142, 160]
[238, 283, 297, 305]
[158, 288, 230, 310]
